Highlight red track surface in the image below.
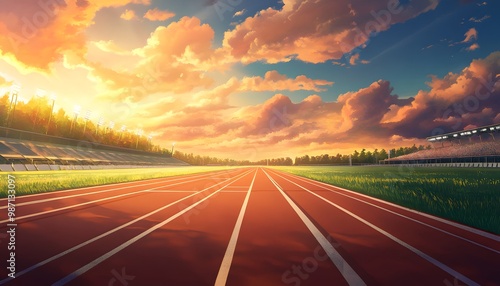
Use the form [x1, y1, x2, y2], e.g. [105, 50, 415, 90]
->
[0, 167, 498, 285]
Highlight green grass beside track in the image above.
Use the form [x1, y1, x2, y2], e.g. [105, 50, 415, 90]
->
[270, 166, 500, 234]
[0, 166, 241, 198]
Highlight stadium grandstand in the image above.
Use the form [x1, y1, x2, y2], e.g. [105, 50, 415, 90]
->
[0, 127, 188, 171]
[383, 123, 500, 167]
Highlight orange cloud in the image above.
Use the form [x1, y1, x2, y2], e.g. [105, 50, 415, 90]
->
[131, 52, 499, 160]
[92, 40, 131, 55]
[467, 43, 480, 51]
[462, 28, 478, 43]
[240, 70, 333, 92]
[0, 0, 152, 73]
[144, 8, 175, 21]
[120, 9, 137, 20]
[222, 0, 439, 64]
[382, 51, 500, 138]
[89, 17, 226, 101]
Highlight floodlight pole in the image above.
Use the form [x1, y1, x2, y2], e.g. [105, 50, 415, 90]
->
[45, 95, 56, 135]
[70, 107, 80, 135]
[33, 91, 44, 131]
[6, 91, 19, 127]
[171, 143, 175, 157]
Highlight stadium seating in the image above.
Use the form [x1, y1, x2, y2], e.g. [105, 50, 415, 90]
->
[385, 138, 500, 168]
[0, 137, 188, 171]
[387, 141, 500, 161]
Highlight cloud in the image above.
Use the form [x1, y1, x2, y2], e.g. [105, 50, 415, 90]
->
[222, 0, 439, 64]
[90, 16, 227, 101]
[0, 0, 151, 73]
[144, 8, 175, 21]
[349, 54, 360, 65]
[92, 40, 131, 55]
[469, 15, 490, 23]
[132, 52, 499, 159]
[382, 51, 500, 138]
[240, 70, 333, 92]
[467, 43, 480, 51]
[233, 9, 246, 17]
[120, 9, 137, 20]
[462, 28, 478, 43]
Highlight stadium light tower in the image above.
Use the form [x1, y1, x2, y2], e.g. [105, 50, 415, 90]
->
[96, 117, 104, 136]
[32, 89, 47, 131]
[45, 93, 56, 135]
[70, 105, 81, 135]
[135, 129, 143, 149]
[6, 84, 21, 127]
[171, 142, 176, 157]
[82, 109, 92, 135]
[107, 121, 115, 134]
[119, 125, 126, 141]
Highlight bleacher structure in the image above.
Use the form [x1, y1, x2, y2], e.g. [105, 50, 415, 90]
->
[383, 123, 500, 168]
[0, 128, 188, 172]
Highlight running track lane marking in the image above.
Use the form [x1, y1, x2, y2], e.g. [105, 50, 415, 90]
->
[0, 168, 244, 201]
[0, 171, 250, 285]
[0, 169, 244, 208]
[269, 169, 498, 242]
[0, 176, 211, 224]
[0, 170, 253, 285]
[273, 172, 480, 286]
[214, 169, 258, 286]
[50, 170, 253, 286]
[268, 170, 500, 254]
[262, 169, 367, 286]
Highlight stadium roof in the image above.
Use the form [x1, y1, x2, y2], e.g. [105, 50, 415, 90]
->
[427, 123, 500, 142]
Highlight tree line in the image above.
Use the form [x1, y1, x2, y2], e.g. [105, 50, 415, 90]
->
[174, 145, 430, 166]
[0, 93, 171, 154]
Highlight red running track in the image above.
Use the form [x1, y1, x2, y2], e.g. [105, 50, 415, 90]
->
[0, 167, 498, 285]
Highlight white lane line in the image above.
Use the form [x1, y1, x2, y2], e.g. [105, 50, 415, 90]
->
[145, 191, 199, 193]
[263, 169, 366, 286]
[51, 170, 253, 286]
[268, 170, 500, 254]
[271, 171, 480, 286]
[271, 169, 499, 242]
[214, 169, 257, 286]
[0, 176, 208, 224]
[0, 175, 201, 209]
[0, 170, 253, 285]
[0, 168, 244, 201]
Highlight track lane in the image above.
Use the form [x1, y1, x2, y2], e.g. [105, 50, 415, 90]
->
[267, 169, 498, 244]
[0, 168, 246, 204]
[50, 169, 256, 285]
[224, 168, 358, 286]
[0, 169, 248, 225]
[266, 168, 499, 285]
[1, 167, 497, 285]
[0, 169, 252, 284]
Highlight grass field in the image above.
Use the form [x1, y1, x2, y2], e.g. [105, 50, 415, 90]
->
[271, 166, 500, 234]
[0, 166, 241, 198]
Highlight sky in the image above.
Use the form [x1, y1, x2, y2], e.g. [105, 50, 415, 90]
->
[0, 0, 499, 160]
